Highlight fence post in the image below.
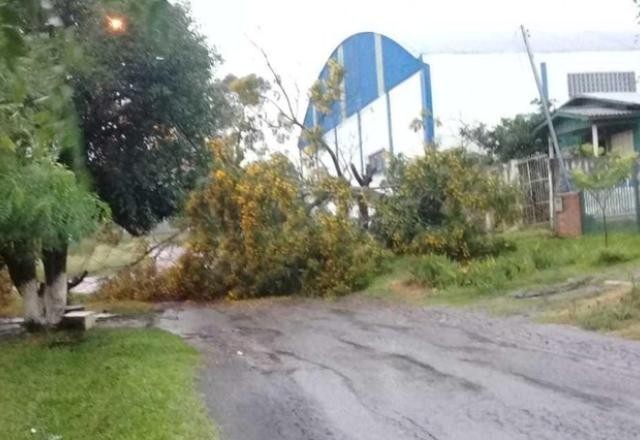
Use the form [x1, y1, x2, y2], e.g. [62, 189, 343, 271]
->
[548, 157, 555, 229]
[633, 159, 640, 233]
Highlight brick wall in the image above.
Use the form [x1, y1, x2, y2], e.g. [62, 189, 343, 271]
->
[554, 192, 582, 238]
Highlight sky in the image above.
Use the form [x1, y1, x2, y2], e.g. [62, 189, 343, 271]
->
[185, 0, 640, 149]
[188, 0, 639, 80]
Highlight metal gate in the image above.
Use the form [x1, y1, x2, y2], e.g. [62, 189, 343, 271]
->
[499, 155, 552, 226]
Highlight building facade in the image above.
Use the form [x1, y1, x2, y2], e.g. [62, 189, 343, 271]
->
[300, 32, 435, 179]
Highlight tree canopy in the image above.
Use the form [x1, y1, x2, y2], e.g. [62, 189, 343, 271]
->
[66, 0, 230, 235]
[459, 112, 546, 162]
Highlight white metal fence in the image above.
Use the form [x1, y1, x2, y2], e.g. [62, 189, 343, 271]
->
[499, 156, 639, 230]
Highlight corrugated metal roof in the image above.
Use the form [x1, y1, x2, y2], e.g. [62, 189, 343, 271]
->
[558, 106, 639, 119]
[575, 92, 640, 107]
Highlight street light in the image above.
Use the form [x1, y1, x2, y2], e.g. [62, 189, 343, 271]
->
[106, 15, 126, 34]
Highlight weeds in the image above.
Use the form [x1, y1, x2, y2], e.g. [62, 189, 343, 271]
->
[595, 249, 633, 266]
[404, 231, 640, 301]
[575, 284, 640, 331]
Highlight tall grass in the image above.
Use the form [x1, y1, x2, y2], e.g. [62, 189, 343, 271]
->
[407, 230, 640, 302]
[574, 285, 640, 332]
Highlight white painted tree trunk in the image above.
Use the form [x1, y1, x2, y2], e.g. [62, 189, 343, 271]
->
[18, 279, 44, 326]
[44, 273, 67, 326]
[42, 247, 68, 326]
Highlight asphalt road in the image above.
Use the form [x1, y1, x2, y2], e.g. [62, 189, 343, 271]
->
[157, 298, 640, 440]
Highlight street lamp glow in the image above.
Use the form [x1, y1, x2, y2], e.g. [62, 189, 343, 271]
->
[106, 15, 126, 34]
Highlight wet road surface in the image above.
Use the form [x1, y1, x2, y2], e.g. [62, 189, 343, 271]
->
[157, 297, 640, 440]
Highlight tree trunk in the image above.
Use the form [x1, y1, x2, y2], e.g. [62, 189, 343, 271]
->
[356, 194, 370, 230]
[2, 252, 44, 328]
[350, 164, 374, 230]
[602, 208, 609, 248]
[42, 245, 68, 327]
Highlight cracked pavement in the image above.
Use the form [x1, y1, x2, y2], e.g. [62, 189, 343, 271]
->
[157, 297, 640, 440]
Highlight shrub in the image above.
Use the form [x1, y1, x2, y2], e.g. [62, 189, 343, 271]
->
[409, 255, 459, 288]
[595, 249, 633, 266]
[372, 149, 521, 260]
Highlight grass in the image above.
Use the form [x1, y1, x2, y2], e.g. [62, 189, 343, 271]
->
[0, 329, 217, 440]
[545, 282, 640, 337]
[367, 229, 640, 307]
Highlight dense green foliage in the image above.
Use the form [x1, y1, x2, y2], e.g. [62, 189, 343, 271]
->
[372, 149, 521, 260]
[0, 329, 217, 440]
[459, 113, 545, 161]
[99, 140, 386, 300]
[62, 0, 230, 235]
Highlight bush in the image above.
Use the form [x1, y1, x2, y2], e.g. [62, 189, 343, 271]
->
[595, 249, 633, 266]
[372, 149, 521, 260]
[409, 255, 459, 288]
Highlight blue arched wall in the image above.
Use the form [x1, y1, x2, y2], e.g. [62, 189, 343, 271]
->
[301, 32, 435, 149]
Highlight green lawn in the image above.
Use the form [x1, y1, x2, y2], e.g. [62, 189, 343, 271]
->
[365, 230, 640, 339]
[0, 329, 217, 440]
[368, 230, 640, 304]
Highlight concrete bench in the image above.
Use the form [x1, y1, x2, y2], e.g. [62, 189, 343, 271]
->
[61, 311, 97, 330]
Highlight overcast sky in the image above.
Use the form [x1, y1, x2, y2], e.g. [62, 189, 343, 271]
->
[188, 0, 639, 84]
[185, 0, 640, 150]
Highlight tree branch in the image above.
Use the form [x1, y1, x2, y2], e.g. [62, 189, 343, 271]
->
[68, 271, 88, 290]
[254, 43, 298, 123]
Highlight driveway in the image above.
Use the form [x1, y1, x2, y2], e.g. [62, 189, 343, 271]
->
[157, 297, 640, 440]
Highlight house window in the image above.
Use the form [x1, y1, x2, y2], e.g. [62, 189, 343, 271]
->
[367, 150, 386, 175]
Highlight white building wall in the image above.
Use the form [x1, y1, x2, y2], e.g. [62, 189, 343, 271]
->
[423, 50, 640, 148]
[388, 71, 425, 158]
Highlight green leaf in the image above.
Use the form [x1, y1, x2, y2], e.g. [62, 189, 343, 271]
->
[0, 135, 15, 152]
[0, 25, 26, 59]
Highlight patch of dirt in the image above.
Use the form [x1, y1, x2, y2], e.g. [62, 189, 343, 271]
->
[387, 280, 430, 304]
[546, 282, 633, 325]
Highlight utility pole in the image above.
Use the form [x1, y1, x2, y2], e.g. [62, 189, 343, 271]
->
[520, 25, 572, 192]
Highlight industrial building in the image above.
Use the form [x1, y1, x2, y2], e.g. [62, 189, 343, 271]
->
[300, 32, 434, 178]
[300, 30, 640, 176]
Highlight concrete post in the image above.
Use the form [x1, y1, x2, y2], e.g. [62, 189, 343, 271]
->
[592, 124, 599, 157]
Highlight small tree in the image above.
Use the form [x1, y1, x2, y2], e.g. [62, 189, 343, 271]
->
[459, 113, 546, 162]
[371, 149, 521, 260]
[572, 155, 635, 247]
